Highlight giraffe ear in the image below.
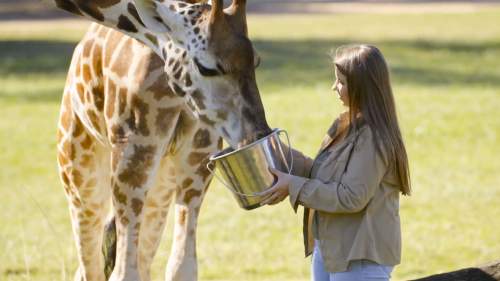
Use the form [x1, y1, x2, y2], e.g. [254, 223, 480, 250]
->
[134, 0, 171, 33]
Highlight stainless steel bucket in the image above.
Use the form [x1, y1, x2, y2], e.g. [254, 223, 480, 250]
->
[207, 129, 293, 210]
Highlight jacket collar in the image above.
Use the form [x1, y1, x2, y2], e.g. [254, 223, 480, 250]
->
[317, 113, 366, 155]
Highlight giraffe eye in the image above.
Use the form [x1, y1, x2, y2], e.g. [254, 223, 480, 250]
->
[194, 57, 221, 77]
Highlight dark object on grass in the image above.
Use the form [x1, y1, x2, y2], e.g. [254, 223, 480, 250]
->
[102, 216, 117, 280]
[411, 260, 500, 281]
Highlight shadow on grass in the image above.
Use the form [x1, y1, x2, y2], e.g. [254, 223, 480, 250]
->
[1, 37, 499, 102]
[254, 38, 500, 89]
[0, 40, 76, 75]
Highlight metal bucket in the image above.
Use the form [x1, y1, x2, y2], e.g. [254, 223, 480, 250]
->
[207, 129, 293, 210]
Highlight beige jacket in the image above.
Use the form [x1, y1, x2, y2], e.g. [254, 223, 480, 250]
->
[289, 118, 402, 272]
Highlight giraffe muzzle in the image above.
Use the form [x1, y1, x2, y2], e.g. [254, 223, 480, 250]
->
[207, 129, 293, 210]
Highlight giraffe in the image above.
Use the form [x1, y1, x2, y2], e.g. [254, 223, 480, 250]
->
[47, 0, 271, 280]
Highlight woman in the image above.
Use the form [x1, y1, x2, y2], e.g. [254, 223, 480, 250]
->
[260, 44, 411, 281]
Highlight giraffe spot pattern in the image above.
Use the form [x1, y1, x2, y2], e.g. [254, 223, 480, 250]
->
[131, 198, 144, 217]
[183, 189, 201, 204]
[117, 144, 156, 189]
[127, 3, 145, 27]
[155, 108, 178, 137]
[187, 152, 209, 166]
[192, 128, 211, 149]
[125, 96, 150, 136]
[117, 15, 138, 33]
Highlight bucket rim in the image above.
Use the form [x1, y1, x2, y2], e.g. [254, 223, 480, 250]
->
[209, 128, 283, 161]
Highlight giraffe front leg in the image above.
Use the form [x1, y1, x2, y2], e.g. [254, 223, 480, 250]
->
[136, 157, 177, 281]
[165, 159, 212, 281]
[58, 130, 110, 281]
[109, 142, 163, 281]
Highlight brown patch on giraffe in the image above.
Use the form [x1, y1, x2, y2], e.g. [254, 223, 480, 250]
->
[120, 216, 130, 226]
[84, 209, 95, 217]
[172, 83, 186, 97]
[77, 2, 105, 21]
[61, 171, 70, 186]
[92, 84, 105, 112]
[80, 154, 94, 169]
[144, 33, 159, 49]
[155, 108, 178, 137]
[169, 110, 197, 152]
[185, 73, 192, 87]
[82, 64, 92, 83]
[75, 57, 82, 76]
[60, 109, 71, 131]
[85, 177, 97, 188]
[84, 90, 92, 104]
[91, 43, 103, 77]
[127, 3, 145, 27]
[192, 128, 211, 149]
[187, 152, 209, 166]
[178, 208, 187, 225]
[58, 151, 69, 167]
[86, 109, 102, 134]
[94, 0, 121, 8]
[131, 198, 144, 217]
[199, 115, 216, 126]
[134, 222, 141, 231]
[195, 159, 212, 182]
[117, 144, 156, 189]
[106, 84, 116, 119]
[71, 169, 83, 187]
[117, 15, 138, 33]
[182, 178, 194, 189]
[173, 68, 183, 80]
[185, 189, 201, 205]
[113, 183, 128, 205]
[118, 87, 127, 116]
[81, 134, 93, 150]
[83, 40, 93, 57]
[55, 0, 83, 16]
[126, 96, 150, 136]
[217, 137, 223, 149]
[76, 82, 85, 96]
[72, 118, 84, 138]
[110, 124, 126, 145]
[62, 140, 77, 161]
[111, 38, 134, 77]
[150, 75, 175, 101]
[191, 90, 206, 110]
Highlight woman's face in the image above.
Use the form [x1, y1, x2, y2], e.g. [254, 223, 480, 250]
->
[332, 67, 349, 107]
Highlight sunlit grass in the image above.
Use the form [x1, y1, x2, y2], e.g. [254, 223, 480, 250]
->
[1, 10, 499, 281]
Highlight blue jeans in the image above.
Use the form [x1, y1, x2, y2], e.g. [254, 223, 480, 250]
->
[312, 241, 393, 281]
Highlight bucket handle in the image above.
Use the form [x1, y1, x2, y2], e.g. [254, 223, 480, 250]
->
[206, 128, 294, 198]
[276, 129, 294, 175]
[206, 161, 263, 197]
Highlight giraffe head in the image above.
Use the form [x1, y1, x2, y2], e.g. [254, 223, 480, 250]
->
[134, 0, 271, 147]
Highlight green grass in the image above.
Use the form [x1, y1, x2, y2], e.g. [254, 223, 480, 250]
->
[1, 9, 500, 281]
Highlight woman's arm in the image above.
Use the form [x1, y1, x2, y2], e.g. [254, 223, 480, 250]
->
[289, 148, 314, 177]
[288, 131, 388, 213]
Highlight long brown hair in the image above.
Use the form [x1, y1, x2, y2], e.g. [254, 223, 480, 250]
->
[333, 44, 411, 195]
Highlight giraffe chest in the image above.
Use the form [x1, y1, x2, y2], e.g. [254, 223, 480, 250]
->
[68, 24, 198, 147]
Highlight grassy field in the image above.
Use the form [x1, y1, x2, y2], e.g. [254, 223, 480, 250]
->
[1, 9, 500, 281]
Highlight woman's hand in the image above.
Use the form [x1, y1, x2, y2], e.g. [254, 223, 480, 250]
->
[259, 167, 293, 206]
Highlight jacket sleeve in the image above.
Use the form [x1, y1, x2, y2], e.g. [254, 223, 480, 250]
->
[288, 129, 388, 214]
[289, 148, 314, 177]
